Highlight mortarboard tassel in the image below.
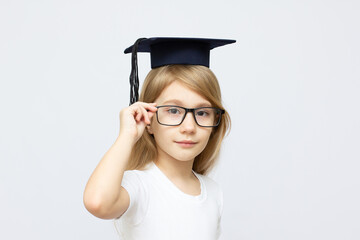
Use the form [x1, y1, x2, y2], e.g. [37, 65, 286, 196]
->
[129, 38, 147, 105]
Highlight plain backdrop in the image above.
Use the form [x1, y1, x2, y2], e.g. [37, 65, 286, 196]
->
[1, 0, 359, 239]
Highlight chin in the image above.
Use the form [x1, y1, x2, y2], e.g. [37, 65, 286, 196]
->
[171, 152, 201, 162]
[157, 144, 204, 163]
[174, 157, 196, 162]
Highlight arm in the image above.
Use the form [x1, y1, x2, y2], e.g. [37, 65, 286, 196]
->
[83, 102, 157, 219]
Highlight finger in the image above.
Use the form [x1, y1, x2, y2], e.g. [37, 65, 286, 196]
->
[132, 102, 157, 112]
[131, 103, 157, 121]
[133, 105, 145, 123]
[140, 106, 152, 124]
[137, 107, 146, 122]
[144, 103, 158, 112]
[132, 106, 144, 122]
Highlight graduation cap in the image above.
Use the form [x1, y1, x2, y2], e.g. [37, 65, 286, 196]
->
[124, 37, 236, 105]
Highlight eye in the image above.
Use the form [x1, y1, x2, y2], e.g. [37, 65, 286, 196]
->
[167, 107, 181, 115]
[196, 109, 210, 117]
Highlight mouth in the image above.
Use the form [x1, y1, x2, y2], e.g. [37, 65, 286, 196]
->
[175, 140, 197, 148]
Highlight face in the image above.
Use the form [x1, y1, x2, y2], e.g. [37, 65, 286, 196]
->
[149, 81, 213, 163]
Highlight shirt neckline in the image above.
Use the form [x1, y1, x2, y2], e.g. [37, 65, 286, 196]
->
[149, 161, 207, 203]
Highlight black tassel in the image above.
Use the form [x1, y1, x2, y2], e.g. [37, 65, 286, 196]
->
[129, 38, 147, 105]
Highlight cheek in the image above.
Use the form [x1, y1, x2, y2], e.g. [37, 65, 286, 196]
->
[203, 129, 213, 141]
[196, 129, 213, 150]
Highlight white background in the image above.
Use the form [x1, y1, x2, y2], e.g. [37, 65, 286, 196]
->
[1, 0, 359, 239]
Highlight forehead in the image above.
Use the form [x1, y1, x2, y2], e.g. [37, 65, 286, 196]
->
[155, 81, 211, 107]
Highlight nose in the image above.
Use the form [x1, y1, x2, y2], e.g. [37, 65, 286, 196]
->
[179, 112, 197, 133]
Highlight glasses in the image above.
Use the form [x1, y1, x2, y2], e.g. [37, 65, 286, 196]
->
[156, 105, 225, 127]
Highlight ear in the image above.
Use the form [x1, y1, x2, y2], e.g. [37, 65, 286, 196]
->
[146, 125, 153, 134]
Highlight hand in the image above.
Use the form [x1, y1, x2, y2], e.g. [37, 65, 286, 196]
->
[118, 102, 157, 143]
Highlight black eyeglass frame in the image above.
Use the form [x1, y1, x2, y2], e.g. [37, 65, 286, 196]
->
[156, 105, 225, 127]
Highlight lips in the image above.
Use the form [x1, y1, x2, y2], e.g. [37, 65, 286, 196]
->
[175, 140, 197, 148]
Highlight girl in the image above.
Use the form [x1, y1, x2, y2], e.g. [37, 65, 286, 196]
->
[83, 37, 235, 240]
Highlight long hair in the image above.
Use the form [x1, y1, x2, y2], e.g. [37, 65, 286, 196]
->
[124, 65, 230, 175]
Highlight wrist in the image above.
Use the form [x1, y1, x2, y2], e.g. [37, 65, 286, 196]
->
[116, 132, 137, 147]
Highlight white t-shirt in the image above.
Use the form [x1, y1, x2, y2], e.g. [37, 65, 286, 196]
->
[114, 161, 223, 240]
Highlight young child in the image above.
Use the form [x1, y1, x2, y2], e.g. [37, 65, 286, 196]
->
[83, 37, 236, 240]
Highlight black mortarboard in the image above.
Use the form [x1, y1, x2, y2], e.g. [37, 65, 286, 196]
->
[124, 37, 236, 105]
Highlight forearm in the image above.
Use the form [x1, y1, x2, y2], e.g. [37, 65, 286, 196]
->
[83, 102, 157, 217]
[83, 134, 134, 213]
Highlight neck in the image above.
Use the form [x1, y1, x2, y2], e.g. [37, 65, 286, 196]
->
[153, 155, 195, 181]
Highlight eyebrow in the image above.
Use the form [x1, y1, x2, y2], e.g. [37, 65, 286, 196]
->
[161, 99, 212, 108]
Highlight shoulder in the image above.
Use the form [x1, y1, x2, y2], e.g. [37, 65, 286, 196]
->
[198, 174, 221, 189]
[123, 169, 149, 185]
[198, 174, 224, 216]
[122, 163, 154, 186]
[196, 173, 223, 197]
[123, 169, 146, 178]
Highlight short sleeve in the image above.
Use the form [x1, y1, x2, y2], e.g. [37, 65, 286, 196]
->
[219, 186, 223, 217]
[117, 170, 149, 226]
[216, 185, 224, 239]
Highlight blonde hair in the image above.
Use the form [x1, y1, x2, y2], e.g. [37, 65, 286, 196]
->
[125, 65, 230, 175]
